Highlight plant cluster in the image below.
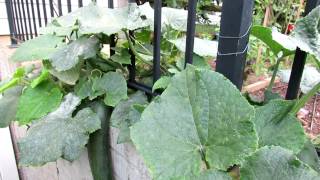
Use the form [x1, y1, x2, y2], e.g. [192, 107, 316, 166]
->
[0, 2, 320, 180]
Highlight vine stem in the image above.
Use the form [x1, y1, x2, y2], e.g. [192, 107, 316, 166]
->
[123, 30, 168, 73]
[290, 82, 320, 115]
[267, 56, 283, 92]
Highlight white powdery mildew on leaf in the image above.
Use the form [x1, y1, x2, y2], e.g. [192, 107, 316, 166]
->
[131, 65, 257, 179]
[18, 93, 101, 166]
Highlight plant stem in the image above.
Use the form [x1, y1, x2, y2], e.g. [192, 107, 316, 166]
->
[267, 57, 282, 91]
[291, 82, 320, 114]
[123, 30, 168, 73]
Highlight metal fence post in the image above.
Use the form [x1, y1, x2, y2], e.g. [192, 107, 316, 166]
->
[216, 0, 254, 90]
[5, 0, 18, 45]
[285, 0, 320, 100]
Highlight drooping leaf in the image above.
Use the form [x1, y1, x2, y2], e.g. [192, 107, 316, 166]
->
[11, 35, 63, 62]
[297, 140, 320, 173]
[74, 77, 104, 100]
[41, 3, 151, 36]
[240, 146, 320, 180]
[131, 65, 257, 179]
[93, 72, 128, 107]
[16, 81, 63, 125]
[110, 48, 131, 65]
[251, 26, 296, 57]
[292, 6, 320, 61]
[169, 37, 218, 57]
[110, 91, 148, 143]
[45, 61, 82, 85]
[152, 76, 171, 92]
[0, 86, 22, 128]
[30, 69, 50, 88]
[18, 94, 101, 166]
[49, 36, 99, 71]
[252, 99, 306, 153]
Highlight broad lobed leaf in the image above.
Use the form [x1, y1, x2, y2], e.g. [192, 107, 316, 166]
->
[18, 94, 101, 166]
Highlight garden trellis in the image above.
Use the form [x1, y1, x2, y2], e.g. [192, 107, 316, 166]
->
[5, 0, 320, 97]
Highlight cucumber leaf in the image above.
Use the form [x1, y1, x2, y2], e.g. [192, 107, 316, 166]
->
[110, 91, 148, 143]
[30, 69, 50, 88]
[187, 170, 232, 180]
[292, 6, 320, 61]
[251, 26, 296, 57]
[297, 140, 320, 173]
[152, 76, 171, 92]
[18, 94, 101, 166]
[16, 81, 63, 125]
[131, 65, 257, 179]
[10, 35, 63, 62]
[49, 36, 99, 71]
[252, 99, 306, 153]
[92, 72, 128, 107]
[0, 86, 22, 128]
[240, 146, 320, 180]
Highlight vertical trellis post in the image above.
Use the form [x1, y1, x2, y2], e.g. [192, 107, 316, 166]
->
[5, 0, 18, 45]
[216, 0, 254, 90]
[285, 0, 320, 100]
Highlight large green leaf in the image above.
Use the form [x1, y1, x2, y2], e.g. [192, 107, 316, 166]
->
[44, 61, 82, 85]
[252, 99, 306, 153]
[0, 87, 22, 128]
[187, 170, 232, 180]
[292, 6, 320, 61]
[131, 65, 257, 179]
[18, 94, 101, 166]
[297, 140, 320, 173]
[49, 36, 99, 71]
[92, 72, 128, 107]
[110, 91, 148, 143]
[251, 26, 296, 57]
[11, 35, 63, 62]
[240, 146, 320, 180]
[41, 3, 151, 36]
[16, 81, 63, 125]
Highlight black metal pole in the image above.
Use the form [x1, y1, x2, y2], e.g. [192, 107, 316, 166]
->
[21, 0, 29, 40]
[35, 0, 42, 27]
[57, 0, 62, 16]
[108, 0, 114, 9]
[128, 31, 136, 82]
[5, 0, 18, 45]
[30, 0, 37, 36]
[153, 0, 162, 83]
[26, 0, 34, 38]
[216, 0, 254, 90]
[78, 0, 83, 7]
[67, 0, 72, 12]
[12, 0, 21, 41]
[184, 0, 197, 66]
[49, 0, 54, 17]
[42, 0, 48, 25]
[285, 0, 320, 100]
[16, 0, 25, 41]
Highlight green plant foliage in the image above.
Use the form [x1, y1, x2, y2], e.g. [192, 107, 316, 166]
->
[297, 140, 320, 173]
[0, 86, 22, 127]
[131, 65, 257, 179]
[110, 91, 148, 143]
[92, 72, 128, 106]
[186, 170, 232, 180]
[240, 146, 320, 180]
[251, 26, 295, 57]
[49, 36, 99, 71]
[152, 76, 171, 92]
[292, 6, 320, 61]
[16, 81, 63, 125]
[18, 94, 101, 166]
[45, 61, 82, 85]
[110, 48, 131, 65]
[252, 99, 306, 153]
[10, 35, 63, 62]
[30, 69, 50, 88]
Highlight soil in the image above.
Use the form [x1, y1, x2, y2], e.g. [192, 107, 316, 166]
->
[249, 81, 320, 138]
